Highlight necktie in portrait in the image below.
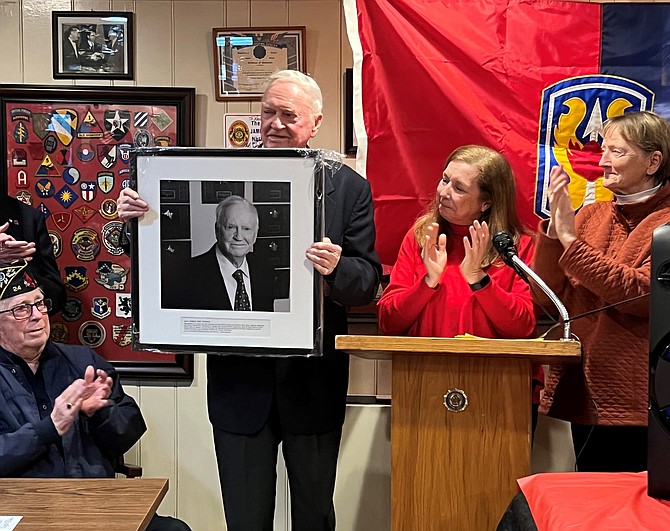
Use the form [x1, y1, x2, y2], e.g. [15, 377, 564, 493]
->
[232, 269, 251, 311]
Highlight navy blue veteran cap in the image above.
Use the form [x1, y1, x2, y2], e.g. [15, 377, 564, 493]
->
[0, 260, 39, 301]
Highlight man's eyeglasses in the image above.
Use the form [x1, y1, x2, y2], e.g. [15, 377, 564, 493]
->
[0, 298, 52, 320]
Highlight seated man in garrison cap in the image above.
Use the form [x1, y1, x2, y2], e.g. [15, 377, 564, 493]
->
[0, 260, 190, 531]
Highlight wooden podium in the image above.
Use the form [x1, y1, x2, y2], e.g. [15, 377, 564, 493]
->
[336, 335, 581, 531]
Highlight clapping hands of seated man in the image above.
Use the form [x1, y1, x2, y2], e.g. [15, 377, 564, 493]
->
[0, 222, 36, 262]
[51, 366, 113, 436]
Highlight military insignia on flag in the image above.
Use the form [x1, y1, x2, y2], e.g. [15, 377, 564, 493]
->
[80, 181, 97, 202]
[99, 199, 118, 220]
[55, 184, 78, 208]
[116, 293, 132, 318]
[15, 190, 32, 205]
[56, 148, 71, 166]
[95, 261, 128, 291]
[10, 108, 32, 122]
[37, 202, 51, 218]
[133, 129, 153, 147]
[134, 111, 148, 128]
[64, 266, 89, 292]
[152, 109, 174, 132]
[102, 221, 125, 256]
[78, 110, 104, 138]
[13, 122, 29, 143]
[11, 148, 27, 166]
[51, 212, 73, 232]
[78, 320, 106, 348]
[77, 143, 95, 162]
[112, 324, 133, 347]
[36, 154, 60, 177]
[74, 205, 96, 223]
[62, 297, 83, 322]
[104, 110, 131, 141]
[71, 228, 101, 262]
[536, 75, 654, 218]
[48, 231, 62, 258]
[91, 297, 111, 319]
[47, 109, 78, 147]
[15, 170, 29, 189]
[32, 113, 51, 139]
[44, 135, 57, 153]
[50, 322, 69, 343]
[35, 178, 55, 198]
[97, 171, 115, 194]
[27, 142, 44, 160]
[97, 144, 117, 169]
[63, 166, 81, 185]
[118, 143, 132, 163]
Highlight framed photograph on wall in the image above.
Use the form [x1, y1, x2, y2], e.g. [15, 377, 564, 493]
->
[212, 27, 306, 101]
[52, 11, 134, 80]
[0, 84, 195, 379]
[131, 148, 324, 356]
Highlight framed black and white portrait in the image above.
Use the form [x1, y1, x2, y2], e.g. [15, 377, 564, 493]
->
[130, 148, 324, 356]
[52, 11, 134, 80]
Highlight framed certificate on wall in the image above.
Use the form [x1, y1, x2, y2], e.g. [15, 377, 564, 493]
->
[212, 27, 306, 101]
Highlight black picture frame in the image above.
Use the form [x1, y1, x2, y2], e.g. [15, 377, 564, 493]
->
[344, 68, 357, 155]
[52, 11, 134, 80]
[0, 84, 195, 380]
[212, 26, 306, 101]
[130, 148, 325, 357]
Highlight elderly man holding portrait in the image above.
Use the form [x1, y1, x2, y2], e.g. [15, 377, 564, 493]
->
[533, 110, 670, 472]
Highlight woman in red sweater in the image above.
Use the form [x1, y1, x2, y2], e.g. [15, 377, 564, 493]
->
[378, 145, 536, 339]
[377, 145, 541, 419]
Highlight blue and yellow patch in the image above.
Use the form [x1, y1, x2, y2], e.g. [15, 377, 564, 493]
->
[535, 75, 654, 218]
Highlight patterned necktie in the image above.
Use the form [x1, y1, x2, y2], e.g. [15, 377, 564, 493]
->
[232, 269, 251, 311]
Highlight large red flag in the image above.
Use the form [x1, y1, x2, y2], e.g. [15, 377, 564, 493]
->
[345, 0, 601, 266]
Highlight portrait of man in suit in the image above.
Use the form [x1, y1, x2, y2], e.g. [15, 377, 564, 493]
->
[162, 195, 275, 312]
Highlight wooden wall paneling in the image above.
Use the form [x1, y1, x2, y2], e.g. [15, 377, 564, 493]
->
[251, 0, 288, 26]
[22, 0, 71, 85]
[72, 1, 119, 87]
[225, 1, 253, 120]
[174, 0, 224, 147]
[0, 0, 22, 83]
[176, 354, 225, 530]
[289, 0, 340, 151]
[121, 382, 143, 470]
[140, 382, 179, 515]
[111, 0, 137, 89]
[133, 1, 173, 87]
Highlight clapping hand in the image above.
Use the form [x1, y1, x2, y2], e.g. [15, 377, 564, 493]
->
[547, 166, 577, 249]
[460, 220, 489, 284]
[0, 222, 36, 261]
[422, 222, 447, 288]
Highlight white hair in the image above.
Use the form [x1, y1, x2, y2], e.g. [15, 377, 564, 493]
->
[264, 70, 323, 114]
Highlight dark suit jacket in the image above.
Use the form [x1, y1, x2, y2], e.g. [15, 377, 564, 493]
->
[207, 164, 382, 435]
[0, 196, 66, 313]
[162, 245, 274, 311]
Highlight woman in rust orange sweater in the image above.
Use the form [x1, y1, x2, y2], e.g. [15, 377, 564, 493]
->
[534, 111, 670, 472]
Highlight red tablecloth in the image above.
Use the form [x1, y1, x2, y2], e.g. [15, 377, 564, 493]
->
[518, 472, 670, 530]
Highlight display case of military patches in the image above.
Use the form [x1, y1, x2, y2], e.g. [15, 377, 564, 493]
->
[0, 85, 195, 379]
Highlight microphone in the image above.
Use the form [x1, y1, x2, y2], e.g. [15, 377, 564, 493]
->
[492, 231, 572, 341]
[491, 232, 528, 281]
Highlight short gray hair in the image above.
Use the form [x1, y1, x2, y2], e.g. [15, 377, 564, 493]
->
[215, 195, 258, 226]
[264, 70, 323, 114]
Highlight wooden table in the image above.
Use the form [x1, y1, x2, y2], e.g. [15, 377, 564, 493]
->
[0, 478, 168, 530]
